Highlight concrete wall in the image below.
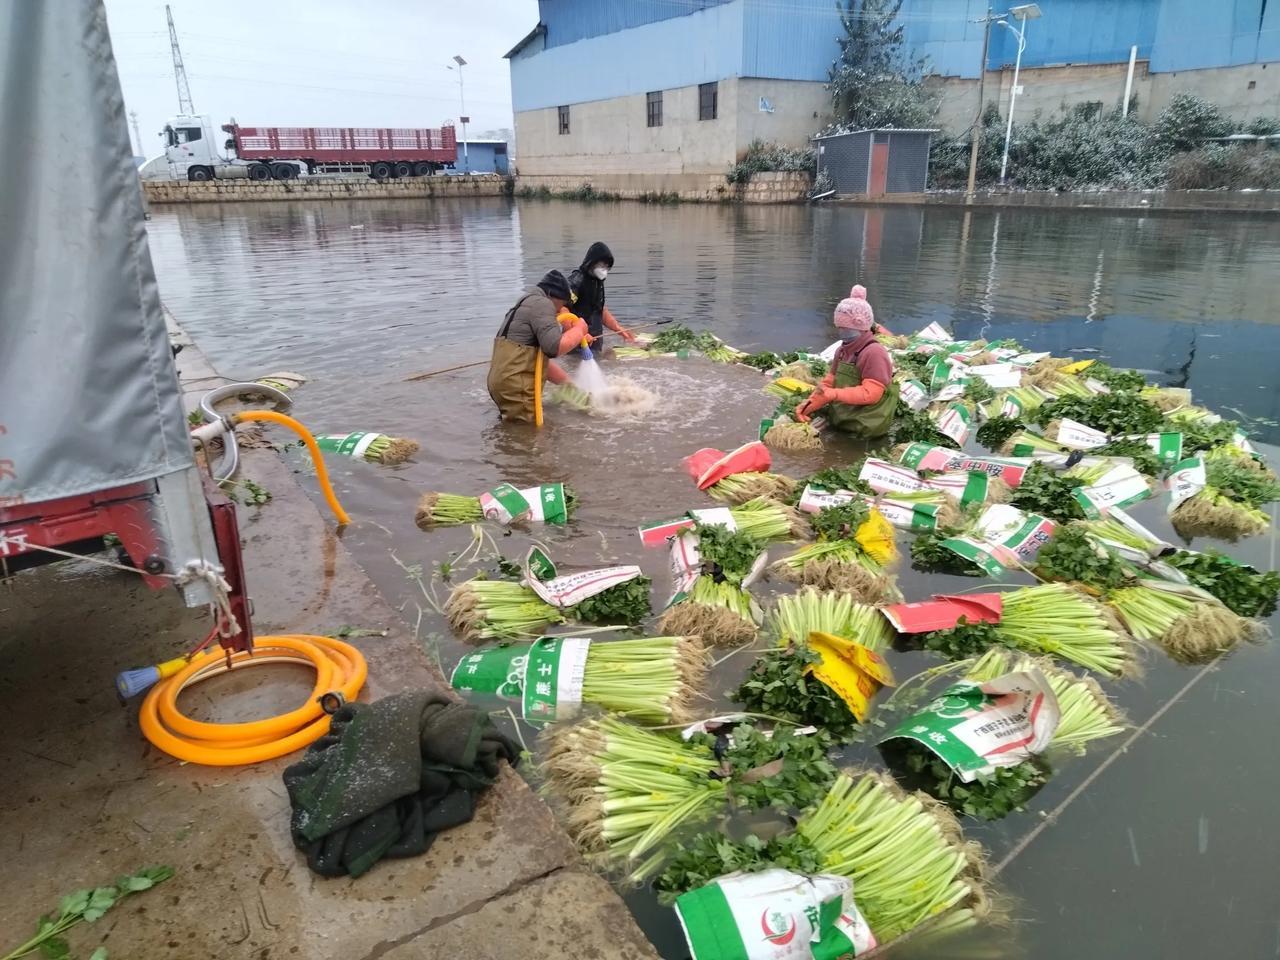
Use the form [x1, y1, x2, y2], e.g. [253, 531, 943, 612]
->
[734, 78, 831, 151]
[514, 79, 742, 177]
[144, 175, 508, 204]
[929, 60, 1280, 134]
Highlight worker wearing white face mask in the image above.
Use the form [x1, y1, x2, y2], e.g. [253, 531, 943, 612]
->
[568, 241, 636, 352]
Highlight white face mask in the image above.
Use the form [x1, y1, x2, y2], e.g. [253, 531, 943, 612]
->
[592, 266, 608, 281]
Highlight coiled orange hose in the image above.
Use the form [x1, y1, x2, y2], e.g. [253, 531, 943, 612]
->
[233, 410, 351, 524]
[138, 634, 367, 766]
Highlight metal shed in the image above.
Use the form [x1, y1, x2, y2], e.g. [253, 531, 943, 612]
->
[813, 129, 938, 197]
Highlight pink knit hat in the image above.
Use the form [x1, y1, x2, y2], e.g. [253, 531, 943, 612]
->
[834, 285, 874, 331]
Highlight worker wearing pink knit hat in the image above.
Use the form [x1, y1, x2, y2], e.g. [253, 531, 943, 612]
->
[796, 285, 898, 437]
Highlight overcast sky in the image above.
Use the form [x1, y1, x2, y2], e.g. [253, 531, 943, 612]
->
[104, 0, 538, 156]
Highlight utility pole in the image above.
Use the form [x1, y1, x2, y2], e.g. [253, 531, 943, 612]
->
[166, 4, 194, 115]
[129, 110, 145, 156]
[965, 7, 995, 202]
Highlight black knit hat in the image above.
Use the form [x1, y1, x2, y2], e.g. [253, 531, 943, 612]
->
[536, 270, 572, 302]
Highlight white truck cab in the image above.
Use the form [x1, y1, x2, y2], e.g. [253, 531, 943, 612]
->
[163, 114, 304, 182]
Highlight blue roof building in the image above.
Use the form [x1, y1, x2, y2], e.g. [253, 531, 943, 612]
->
[506, 1, 1280, 194]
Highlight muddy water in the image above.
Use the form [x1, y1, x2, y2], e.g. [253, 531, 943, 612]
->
[148, 198, 1280, 959]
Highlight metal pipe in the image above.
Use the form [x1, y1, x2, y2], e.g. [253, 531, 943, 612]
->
[197, 382, 291, 484]
[999, 20, 1028, 184]
[1122, 44, 1138, 117]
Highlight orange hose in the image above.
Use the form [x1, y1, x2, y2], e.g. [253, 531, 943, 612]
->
[233, 410, 351, 524]
[138, 634, 367, 766]
[533, 351, 545, 427]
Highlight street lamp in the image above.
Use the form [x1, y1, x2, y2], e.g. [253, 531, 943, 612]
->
[452, 54, 469, 174]
[998, 3, 1041, 185]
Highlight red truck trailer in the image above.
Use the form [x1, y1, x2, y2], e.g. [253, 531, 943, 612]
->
[164, 113, 459, 180]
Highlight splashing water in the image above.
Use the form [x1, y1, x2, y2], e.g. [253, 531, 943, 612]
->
[591, 376, 657, 418]
[572, 357, 611, 395]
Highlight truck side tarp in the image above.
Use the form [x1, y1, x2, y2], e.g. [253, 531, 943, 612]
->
[0, 2, 194, 506]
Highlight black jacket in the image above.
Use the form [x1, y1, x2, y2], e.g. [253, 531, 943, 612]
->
[568, 241, 614, 337]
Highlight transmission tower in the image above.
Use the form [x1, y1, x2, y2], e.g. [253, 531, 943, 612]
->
[166, 4, 194, 115]
[129, 110, 143, 156]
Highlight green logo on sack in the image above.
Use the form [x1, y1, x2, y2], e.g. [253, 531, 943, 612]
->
[450, 644, 531, 700]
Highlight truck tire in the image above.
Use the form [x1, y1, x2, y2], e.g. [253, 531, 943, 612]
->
[393, 161, 412, 178]
[272, 163, 297, 180]
[187, 166, 213, 182]
[248, 163, 272, 182]
[370, 161, 392, 180]
[413, 162, 432, 177]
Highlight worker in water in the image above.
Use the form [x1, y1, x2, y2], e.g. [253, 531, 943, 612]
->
[568, 242, 637, 352]
[487, 270, 592, 423]
[795, 285, 899, 438]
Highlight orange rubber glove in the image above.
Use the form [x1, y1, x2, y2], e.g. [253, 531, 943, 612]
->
[827, 379, 886, 406]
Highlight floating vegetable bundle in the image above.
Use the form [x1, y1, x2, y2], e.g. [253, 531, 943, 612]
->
[452, 635, 709, 725]
[1171, 456, 1277, 539]
[542, 716, 726, 877]
[1105, 582, 1255, 664]
[543, 718, 835, 882]
[763, 416, 823, 451]
[774, 505, 901, 603]
[415, 483, 577, 529]
[444, 579, 563, 641]
[581, 636, 710, 724]
[1165, 550, 1280, 618]
[315, 431, 419, 465]
[705, 471, 798, 505]
[886, 649, 1125, 821]
[729, 496, 810, 542]
[768, 588, 896, 652]
[795, 772, 989, 943]
[445, 574, 652, 641]
[657, 577, 759, 646]
[922, 584, 1133, 676]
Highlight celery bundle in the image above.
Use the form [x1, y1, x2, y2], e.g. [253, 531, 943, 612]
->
[445, 574, 651, 641]
[774, 539, 901, 603]
[763, 417, 824, 451]
[546, 383, 593, 410]
[796, 772, 988, 943]
[999, 430, 1067, 457]
[1106, 583, 1255, 664]
[445, 579, 563, 641]
[706, 471, 798, 505]
[730, 496, 810, 542]
[1139, 385, 1190, 412]
[923, 584, 1133, 676]
[543, 717, 726, 876]
[998, 585, 1133, 676]
[582, 636, 710, 724]
[964, 648, 1126, 751]
[315, 432, 418, 465]
[1172, 455, 1280, 540]
[414, 486, 578, 529]
[769, 587, 895, 652]
[657, 577, 759, 646]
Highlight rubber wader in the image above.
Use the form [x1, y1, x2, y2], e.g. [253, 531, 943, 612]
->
[487, 295, 546, 425]
[824, 346, 899, 439]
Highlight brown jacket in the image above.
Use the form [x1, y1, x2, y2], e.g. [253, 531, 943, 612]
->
[498, 287, 562, 356]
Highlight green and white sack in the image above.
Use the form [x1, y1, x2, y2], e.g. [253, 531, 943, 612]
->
[479, 482, 571, 525]
[315, 432, 386, 460]
[521, 546, 642, 609]
[881, 669, 1059, 781]
[1167, 457, 1206, 514]
[1071, 463, 1153, 519]
[675, 869, 876, 960]
[939, 504, 1057, 577]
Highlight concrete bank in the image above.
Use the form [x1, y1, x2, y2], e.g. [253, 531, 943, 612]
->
[0, 323, 657, 960]
[831, 188, 1280, 216]
[144, 174, 509, 204]
[516, 169, 812, 203]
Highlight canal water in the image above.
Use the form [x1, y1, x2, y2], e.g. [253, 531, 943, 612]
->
[148, 198, 1280, 959]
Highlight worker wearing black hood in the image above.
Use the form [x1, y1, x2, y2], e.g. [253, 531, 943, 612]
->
[568, 241, 636, 350]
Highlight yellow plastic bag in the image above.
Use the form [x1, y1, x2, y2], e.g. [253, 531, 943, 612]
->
[806, 631, 897, 722]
